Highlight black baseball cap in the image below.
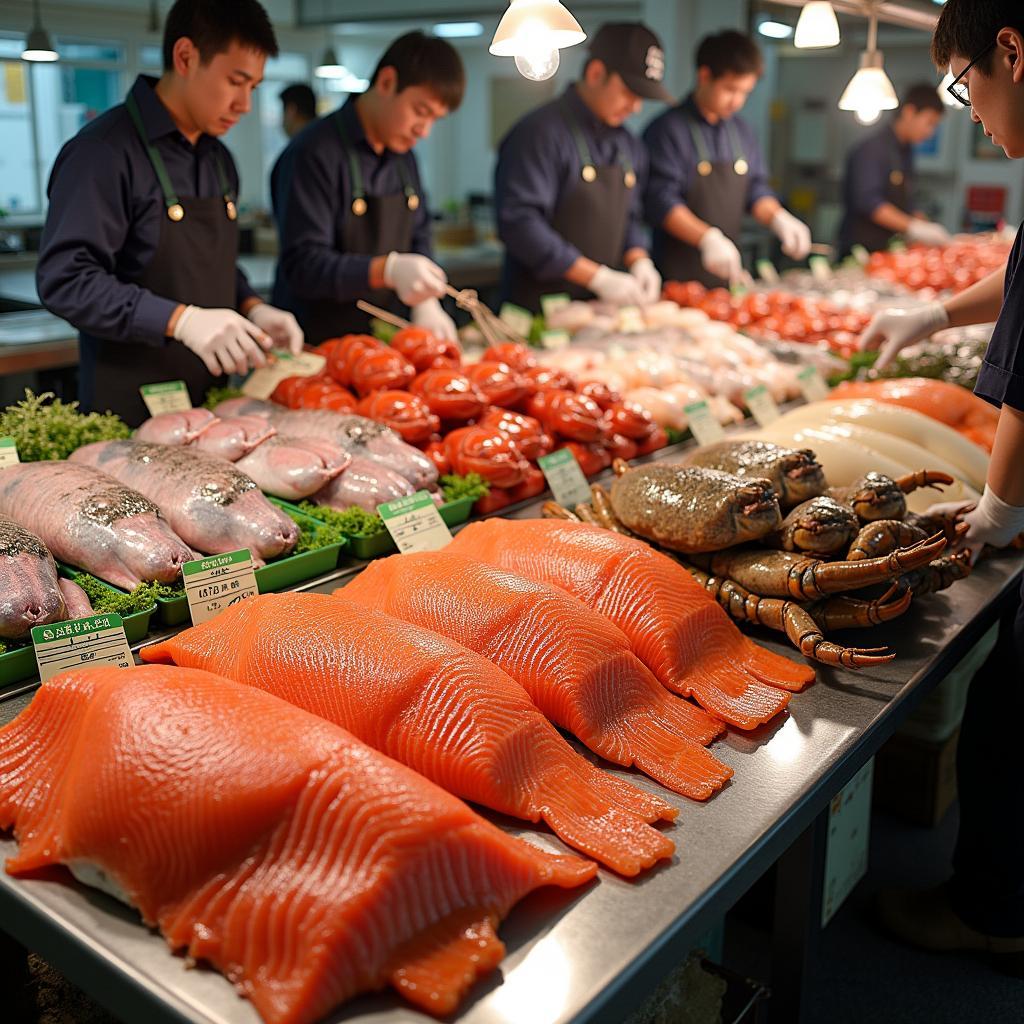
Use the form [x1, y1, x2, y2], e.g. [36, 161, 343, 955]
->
[588, 23, 674, 103]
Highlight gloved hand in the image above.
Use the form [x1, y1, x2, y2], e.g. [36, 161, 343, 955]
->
[905, 219, 951, 247]
[411, 297, 458, 342]
[383, 252, 447, 306]
[928, 487, 1024, 564]
[698, 227, 744, 284]
[246, 302, 304, 355]
[172, 305, 272, 376]
[770, 208, 813, 260]
[589, 265, 647, 307]
[858, 300, 949, 370]
[628, 256, 662, 305]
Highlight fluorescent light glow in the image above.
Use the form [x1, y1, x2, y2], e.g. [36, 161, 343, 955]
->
[938, 71, 963, 108]
[433, 22, 484, 39]
[758, 21, 793, 40]
[795, 2, 841, 49]
[315, 47, 346, 78]
[855, 107, 882, 125]
[490, 0, 586, 82]
[325, 73, 369, 93]
[22, 48, 58, 61]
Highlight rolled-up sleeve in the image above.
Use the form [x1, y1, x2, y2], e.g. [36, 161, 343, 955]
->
[37, 135, 177, 345]
[846, 140, 888, 219]
[623, 136, 648, 253]
[495, 125, 580, 281]
[643, 115, 691, 227]
[743, 128, 775, 210]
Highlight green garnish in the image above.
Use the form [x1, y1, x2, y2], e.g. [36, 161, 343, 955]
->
[665, 426, 688, 446]
[70, 574, 176, 615]
[203, 385, 245, 410]
[0, 390, 130, 462]
[297, 502, 387, 538]
[440, 473, 490, 503]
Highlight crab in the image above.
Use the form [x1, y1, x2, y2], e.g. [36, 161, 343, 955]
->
[829, 470, 956, 524]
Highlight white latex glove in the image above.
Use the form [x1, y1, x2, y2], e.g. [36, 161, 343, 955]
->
[905, 219, 952, 247]
[383, 251, 447, 306]
[246, 302, 304, 355]
[698, 228, 744, 284]
[172, 305, 272, 377]
[411, 296, 458, 342]
[589, 265, 647, 307]
[857, 300, 949, 370]
[628, 256, 663, 305]
[928, 487, 1024, 564]
[770, 208, 813, 261]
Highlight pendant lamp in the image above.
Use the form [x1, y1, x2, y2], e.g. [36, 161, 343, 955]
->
[490, 0, 586, 82]
[22, 0, 58, 62]
[794, 2, 841, 49]
[839, 5, 897, 120]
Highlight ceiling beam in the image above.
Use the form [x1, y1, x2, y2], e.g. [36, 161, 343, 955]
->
[764, 0, 938, 33]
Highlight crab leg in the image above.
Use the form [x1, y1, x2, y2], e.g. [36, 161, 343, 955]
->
[847, 520, 927, 561]
[542, 500, 581, 522]
[900, 550, 973, 598]
[905, 512, 971, 546]
[896, 470, 955, 495]
[811, 584, 913, 630]
[574, 502, 602, 527]
[612, 457, 631, 477]
[590, 484, 632, 535]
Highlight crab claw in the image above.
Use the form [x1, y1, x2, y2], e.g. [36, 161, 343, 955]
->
[781, 601, 896, 669]
[542, 500, 581, 522]
[812, 583, 913, 631]
[896, 470, 955, 495]
[612, 457, 631, 477]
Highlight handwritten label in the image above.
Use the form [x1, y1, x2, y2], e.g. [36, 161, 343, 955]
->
[32, 613, 133, 683]
[0, 437, 19, 470]
[851, 244, 870, 267]
[538, 448, 592, 509]
[140, 380, 192, 416]
[540, 293, 571, 319]
[378, 491, 453, 553]
[756, 259, 780, 284]
[822, 758, 874, 926]
[744, 384, 781, 427]
[541, 329, 570, 351]
[797, 365, 830, 402]
[242, 350, 326, 400]
[499, 303, 534, 340]
[183, 548, 259, 625]
[684, 401, 725, 446]
[809, 255, 832, 284]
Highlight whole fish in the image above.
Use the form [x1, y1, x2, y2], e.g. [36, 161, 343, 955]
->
[70, 441, 298, 562]
[0, 514, 66, 639]
[234, 435, 351, 501]
[0, 463, 192, 591]
[193, 415, 277, 462]
[311, 455, 414, 513]
[134, 409, 217, 446]
[57, 577, 94, 619]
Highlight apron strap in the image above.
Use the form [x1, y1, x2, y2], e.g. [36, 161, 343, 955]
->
[335, 110, 421, 214]
[560, 100, 635, 186]
[686, 115, 749, 176]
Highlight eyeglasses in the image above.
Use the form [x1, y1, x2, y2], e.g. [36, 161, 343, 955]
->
[946, 41, 997, 107]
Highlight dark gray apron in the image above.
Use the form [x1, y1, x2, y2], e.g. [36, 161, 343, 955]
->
[848, 135, 910, 254]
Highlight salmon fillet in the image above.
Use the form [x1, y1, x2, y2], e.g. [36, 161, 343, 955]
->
[0, 665, 595, 1023]
[143, 593, 676, 875]
[340, 552, 733, 800]
[448, 520, 814, 728]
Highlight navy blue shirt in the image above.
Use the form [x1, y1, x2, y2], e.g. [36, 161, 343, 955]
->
[37, 75, 257, 346]
[643, 94, 774, 228]
[977, 223, 1024, 412]
[837, 124, 914, 247]
[494, 86, 648, 281]
[270, 96, 432, 315]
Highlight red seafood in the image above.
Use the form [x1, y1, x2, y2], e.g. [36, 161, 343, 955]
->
[580, 380, 623, 410]
[356, 390, 440, 445]
[524, 365, 576, 394]
[526, 389, 605, 443]
[481, 342, 538, 372]
[465, 361, 530, 408]
[390, 326, 461, 372]
[411, 368, 487, 422]
[563, 441, 611, 477]
[349, 348, 416, 398]
[443, 425, 530, 489]
[479, 407, 553, 461]
[325, 334, 381, 387]
[604, 400, 657, 440]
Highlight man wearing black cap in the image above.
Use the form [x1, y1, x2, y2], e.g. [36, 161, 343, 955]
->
[494, 22, 673, 312]
[644, 30, 812, 287]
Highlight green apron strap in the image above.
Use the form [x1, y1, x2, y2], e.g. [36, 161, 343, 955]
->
[126, 92, 182, 219]
[561, 101, 634, 186]
[687, 115, 749, 176]
[725, 119, 749, 174]
[335, 112, 368, 215]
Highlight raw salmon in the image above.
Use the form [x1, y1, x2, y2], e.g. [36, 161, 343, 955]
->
[340, 553, 734, 800]
[448, 520, 814, 728]
[0, 665, 595, 1022]
[142, 593, 676, 875]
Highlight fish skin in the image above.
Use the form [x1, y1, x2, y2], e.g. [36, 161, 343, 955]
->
[133, 408, 217, 446]
[234, 435, 351, 501]
[57, 577, 94, 619]
[310, 454, 414, 512]
[0, 514, 66, 639]
[192, 415, 277, 462]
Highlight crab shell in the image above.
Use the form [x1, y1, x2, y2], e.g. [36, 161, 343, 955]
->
[609, 464, 783, 554]
[833, 472, 907, 522]
[770, 496, 860, 555]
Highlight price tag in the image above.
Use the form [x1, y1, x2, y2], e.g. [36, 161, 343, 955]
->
[797, 365, 830, 402]
[183, 549, 259, 626]
[744, 384, 781, 427]
[684, 401, 725, 446]
[822, 758, 874, 926]
[756, 259, 780, 284]
[499, 303, 534, 340]
[140, 380, 192, 416]
[32, 613, 134, 683]
[242, 350, 326, 400]
[851, 244, 870, 267]
[809, 255, 832, 284]
[540, 293, 571, 319]
[378, 491, 453, 553]
[541, 329, 570, 351]
[0, 437, 19, 470]
[538, 448, 592, 509]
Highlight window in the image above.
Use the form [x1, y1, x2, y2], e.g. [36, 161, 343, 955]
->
[0, 59, 37, 212]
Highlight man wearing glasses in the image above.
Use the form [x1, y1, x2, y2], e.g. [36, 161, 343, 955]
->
[863, 0, 1024, 971]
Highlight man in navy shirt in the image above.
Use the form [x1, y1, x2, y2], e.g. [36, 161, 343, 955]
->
[280, 83, 317, 139]
[644, 31, 811, 287]
[36, 0, 301, 424]
[862, 0, 1024, 969]
[271, 33, 463, 344]
[494, 23, 671, 313]
[837, 83, 949, 258]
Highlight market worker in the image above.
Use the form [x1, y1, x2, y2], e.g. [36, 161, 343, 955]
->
[280, 83, 317, 139]
[494, 23, 671, 312]
[837, 83, 949, 258]
[863, 0, 1024, 967]
[36, 0, 301, 425]
[644, 31, 812, 287]
[271, 33, 464, 344]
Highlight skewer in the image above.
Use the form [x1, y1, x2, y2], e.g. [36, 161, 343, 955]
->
[444, 285, 528, 346]
[356, 300, 411, 330]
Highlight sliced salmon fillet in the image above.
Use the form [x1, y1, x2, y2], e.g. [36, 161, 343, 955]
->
[142, 593, 675, 875]
[0, 665, 595, 1023]
[340, 552, 733, 800]
[448, 519, 814, 728]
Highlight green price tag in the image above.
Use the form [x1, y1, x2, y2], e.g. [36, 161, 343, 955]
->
[140, 380, 192, 416]
[822, 758, 874, 926]
[744, 384, 781, 427]
[809, 255, 832, 284]
[32, 613, 133, 682]
[541, 329, 570, 350]
[851, 244, 870, 267]
[889, 239, 907, 253]
[756, 259, 780, 284]
[183, 548, 258, 625]
[0, 436, 19, 470]
[797, 365, 830, 402]
[538, 448, 592, 509]
[242, 349, 326, 400]
[378, 490, 453, 553]
[684, 401, 725, 446]
[499, 303, 534, 340]
[540, 293, 571, 319]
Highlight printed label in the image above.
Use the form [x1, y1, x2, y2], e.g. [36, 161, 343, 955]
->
[538, 448, 592, 509]
[140, 380, 192, 416]
[499, 303, 534, 340]
[684, 401, 725, 446]
[378, 491, 453, 553]
[540, 293, 571, 319]
[797, 365, 830, 403]
[822, 758, 874, 926]
[183, 549, 259, 625]
[32, 613, 133, 683]
[242, 350, 326, 400]
[540, 329, 570, 351]
[744, 384, 781, 427]
[0, 437, 19, 470]
[756, 259, 780, 285]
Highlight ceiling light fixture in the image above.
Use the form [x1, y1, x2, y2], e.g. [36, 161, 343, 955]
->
[434, 22, 485, 39]
[794, 2, 841, 49]
[489, 0, 586, 83]
[22, 0, 58, 62]
[839, 4, 898, 121]
[315, 46, 346, 79]
[758, 21, 794, 40]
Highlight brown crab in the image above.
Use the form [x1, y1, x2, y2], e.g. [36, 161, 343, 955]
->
[829, 470, 955, 523]
[767, 496, 860, 556]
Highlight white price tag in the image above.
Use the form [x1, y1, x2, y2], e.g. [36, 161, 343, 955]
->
[822, 758, 874, 926]
[541, 329, 570, 350]
[809, 255, 832, 284]
[684, 401, 725, 446]
[797, 365, 830, 402]
[499, 303, 534, 340]
[32, 613, 134, 683]
[140, 380, 192, 416]
[744, 384, 781, 427]
[0, 437, 19, 470]
[183, 549, 259, 625]
[756, 259, 780, 285]
[538, 448, 592, 509]
[540, 293, 571, 319]
[242, 350, 326, 400]
[378, 491, 453, 553]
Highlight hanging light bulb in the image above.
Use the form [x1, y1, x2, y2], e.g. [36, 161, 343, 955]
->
[839, 6, 897, 121]
[315, 47, 346, 79]
[855, 106, 882, 126]
[794, 2, 840, 49]
[490, 1, 586, 83]
[22, 0, 58, 62]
